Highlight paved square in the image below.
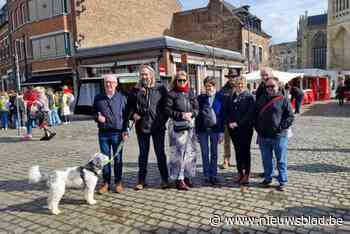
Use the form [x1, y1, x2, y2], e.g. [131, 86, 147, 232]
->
[0, 101, 349, 234]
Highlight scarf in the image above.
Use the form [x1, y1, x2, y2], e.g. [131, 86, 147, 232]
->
[175, 83, 189, 93]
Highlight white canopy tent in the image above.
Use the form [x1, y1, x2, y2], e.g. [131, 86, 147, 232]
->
[244, 70, 304, 84]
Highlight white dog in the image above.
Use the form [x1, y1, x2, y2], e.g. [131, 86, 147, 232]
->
[28, 153, 110, 215]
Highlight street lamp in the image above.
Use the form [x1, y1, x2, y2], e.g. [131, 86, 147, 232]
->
[14, 38, 23, 136]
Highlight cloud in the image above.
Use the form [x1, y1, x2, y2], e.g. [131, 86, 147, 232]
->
[179, 0, 328, 44]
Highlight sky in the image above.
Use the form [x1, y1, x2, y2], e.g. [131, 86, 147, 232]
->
[0, 0, 327, 44]
[179, 0, 328, 44]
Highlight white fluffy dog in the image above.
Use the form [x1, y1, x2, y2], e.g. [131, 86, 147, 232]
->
[28, 153, 110, 215]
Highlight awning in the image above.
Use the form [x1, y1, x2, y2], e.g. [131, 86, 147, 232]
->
[244, 70, 304, 84]
[21, 73, 73, 86]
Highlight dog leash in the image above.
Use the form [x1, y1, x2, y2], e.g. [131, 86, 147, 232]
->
[105, 120, 135, 164]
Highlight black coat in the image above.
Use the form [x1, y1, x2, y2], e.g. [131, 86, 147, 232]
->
[165, 89, 199, 121]
[226, 91, 255, 128]
[128, 83, 169, 134]
[255, 93, 294, 138]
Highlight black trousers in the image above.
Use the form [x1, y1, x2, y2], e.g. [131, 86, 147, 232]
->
[230, 127, 254, 175]
[137, 130, 169, 183]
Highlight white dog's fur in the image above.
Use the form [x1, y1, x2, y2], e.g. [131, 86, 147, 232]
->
[28, 153, 110, 215]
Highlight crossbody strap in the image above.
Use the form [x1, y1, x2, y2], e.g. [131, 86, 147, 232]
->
[259, 96, 283, 117]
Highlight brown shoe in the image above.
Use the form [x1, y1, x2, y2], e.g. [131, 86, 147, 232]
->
[176, 180, 189, 191]
[98, 183, 109, 194]
[234, 174, 244, 183]
[135, 181, 145, 190]
[240, 174, 250, 185]
[115, 183, 124, 193]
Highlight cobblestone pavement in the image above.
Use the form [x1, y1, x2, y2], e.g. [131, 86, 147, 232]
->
[0, 101, 349, 234]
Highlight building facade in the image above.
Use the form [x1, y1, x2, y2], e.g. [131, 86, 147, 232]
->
[3, 0, 182, 91]
[297, 12, 328, 69]
[327, 0, 350, 71]
[172, 0, 270, 73]
[269, 41, 297, 71]
[0, 4, 12, 91]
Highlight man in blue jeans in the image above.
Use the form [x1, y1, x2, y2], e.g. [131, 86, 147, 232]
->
[93, 74, 129, 194]
[255, 77, 294, 191]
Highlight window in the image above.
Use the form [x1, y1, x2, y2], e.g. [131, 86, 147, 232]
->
[245, 43, 249, 59]
[21, 4, 26, 23]
[28, 0, 69, 22]
[259, 47, 263, 63]
[312, 32, 327, 69]
[290, 56, 295, 64]
[17, 7, 23, 26]
[12, 11, 17, 29]
[37, 0, 52, 20]
[252, 45, 256, 59]
[31, 32, 71, 59]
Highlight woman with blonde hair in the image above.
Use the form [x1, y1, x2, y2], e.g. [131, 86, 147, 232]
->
[165, 71, 199, 190]
[0, 92, 10, 130]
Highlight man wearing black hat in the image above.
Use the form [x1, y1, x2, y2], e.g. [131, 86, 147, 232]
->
[219, 68, 240, 169]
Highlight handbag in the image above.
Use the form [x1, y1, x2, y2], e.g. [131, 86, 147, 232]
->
[200, 106, 217, 128]
[173, 120, 193, 132]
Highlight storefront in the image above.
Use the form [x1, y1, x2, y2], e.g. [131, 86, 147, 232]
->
[75, 36, 244, 114]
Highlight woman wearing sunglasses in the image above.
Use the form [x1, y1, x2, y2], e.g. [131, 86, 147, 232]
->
[255, 77, 294, 191]
[165, 71, 199, 190]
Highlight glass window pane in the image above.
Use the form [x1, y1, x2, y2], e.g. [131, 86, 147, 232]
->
[28, 0, 36, 21]
[37, 0, 51, 20]
[32, 39, 41, 59]
[55, 34, 65, 56]
[52, 0, 63, 16]
[40, 37, 50, 58]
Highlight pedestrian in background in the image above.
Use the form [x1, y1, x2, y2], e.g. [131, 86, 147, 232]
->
[227, 77, 255, 185]
[196, 76, 225, 185]
[290, 85, 304, 114]
[128, 65, 170, 190]
[166, 71, 199, 190]
[93, 74, 129, 194]
[255, 77, 294, 191]
[0, 92, 10, 130]
[336, 77, 347, 106]
[61, 86, 74, 124]
[36, 87, 56, 141]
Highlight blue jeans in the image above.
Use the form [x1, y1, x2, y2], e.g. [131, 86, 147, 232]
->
[137, 130, 169, 183]
[98, 131, 124, 184]
[51, 108, 61, 126]
[26, 113, 37, 135]
[259, 136, 288, 185]
[1, 111, 9, 129]
[198, 131, 219, 178]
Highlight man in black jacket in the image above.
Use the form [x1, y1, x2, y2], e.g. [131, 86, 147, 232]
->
[219, 68, 239, 169]
[93, 74, 129, 194]
[128, 65, 169, 190]
[255, 77, 294, 191]
[290, 86, 304, 114]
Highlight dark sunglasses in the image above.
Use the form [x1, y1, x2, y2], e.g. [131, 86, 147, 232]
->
[177, 79, 187, 83]
[266, 85, 276, 88]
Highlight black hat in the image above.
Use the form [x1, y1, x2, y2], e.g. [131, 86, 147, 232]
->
[225, 69, 240, 78]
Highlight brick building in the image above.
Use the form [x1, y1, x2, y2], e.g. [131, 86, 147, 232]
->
[0, 4, 11, 91]
[269, 41, 297, 71]
[4, 0, 182, 91]
[172, 0, 271, 73]
[7, 0, 74, 89]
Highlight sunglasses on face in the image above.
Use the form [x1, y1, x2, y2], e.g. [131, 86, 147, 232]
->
[177, 79, 187, 83]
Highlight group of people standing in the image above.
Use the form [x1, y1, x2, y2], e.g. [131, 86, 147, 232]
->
[93, 65, 295, 194]
[0, 86, 75, 140]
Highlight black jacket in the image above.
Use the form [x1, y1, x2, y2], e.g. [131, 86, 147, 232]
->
[128, 83, 168, 134]
[165, 89, 199, 121]
[255, 93, 294, 138]
[226, 91, 255, 128]
[290, 86, 304, 100]
[92, 92, 128, 133]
